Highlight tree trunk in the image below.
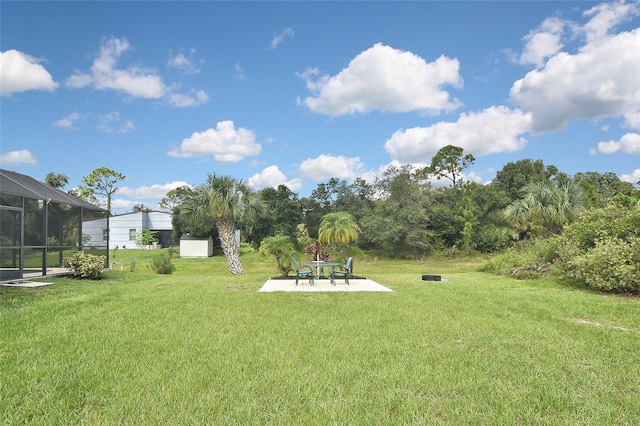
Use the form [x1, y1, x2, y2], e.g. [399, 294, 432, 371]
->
[217, 218, 243, 274]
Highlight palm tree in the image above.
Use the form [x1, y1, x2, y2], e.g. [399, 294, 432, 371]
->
[318, 211, 360, 262]
[505, 180, 584, 238]
[259, 234, 296, 277]
[180, 173, 264, 274]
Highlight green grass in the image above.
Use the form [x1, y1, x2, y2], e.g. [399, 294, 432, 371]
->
[2, 249, 639, 424]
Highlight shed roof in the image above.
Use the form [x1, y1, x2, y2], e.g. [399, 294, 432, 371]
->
[180, 233, 212, 240]
[0, 169, 106, 211]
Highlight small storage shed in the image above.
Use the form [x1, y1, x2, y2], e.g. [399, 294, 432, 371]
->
[179, 234, 213, 258]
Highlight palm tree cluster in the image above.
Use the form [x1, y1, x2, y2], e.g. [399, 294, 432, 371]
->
[258, 234, 296, 278]
[180, 174, 264, 274]
[504, 181, 585, 238]
[318, 212, 360, 262]
[172, 174, 363, 276]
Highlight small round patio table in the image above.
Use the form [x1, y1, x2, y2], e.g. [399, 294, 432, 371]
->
[303, 261, 341, 285]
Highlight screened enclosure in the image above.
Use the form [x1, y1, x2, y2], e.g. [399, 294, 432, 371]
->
[0, 169, 108, 280]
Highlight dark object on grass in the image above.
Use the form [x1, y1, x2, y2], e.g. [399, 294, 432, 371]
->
[422, 274, 441, 281]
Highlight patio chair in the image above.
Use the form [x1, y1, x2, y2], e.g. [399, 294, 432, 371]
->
[291, 256, 313, 285]
[331, 257, 353, 284]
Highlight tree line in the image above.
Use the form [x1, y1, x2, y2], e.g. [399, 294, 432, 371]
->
[45, 146, 639, 271]
[162, 146, 638, 264]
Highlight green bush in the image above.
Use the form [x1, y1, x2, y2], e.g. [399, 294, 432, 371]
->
[62, 251, 106, 280]
[477, 240, 548, 278]
[532, 236, 563, 264]
[150, 254, 176, 274]
[558, 237, 640, 292]
[553, 203, 640, 293]
[480, 202, 640, 292]
[473, 224, 511, 253]
[510, 263, 551, 280]
[562, 202, 640, 249]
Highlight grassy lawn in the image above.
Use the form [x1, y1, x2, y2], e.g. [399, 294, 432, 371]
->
[2, 249, 639, 424]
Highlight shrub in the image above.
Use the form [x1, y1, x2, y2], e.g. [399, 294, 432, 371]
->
[62, 251, 106, 280]
[473, 224, 511, 253]
[532, 236, 563, 264]
[150, 253, 176, 274]
[553, 203, 640, 293]
[558, 237, 640, 293]
[562, 203, 640, 250]
[259, 234, 295, 278]
[480, 202, 640, 291]
[511, 263, 551, 280]
[478, 241, 541, 275]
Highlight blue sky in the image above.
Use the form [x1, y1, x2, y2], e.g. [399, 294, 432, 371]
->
[1, 1, 639, 214]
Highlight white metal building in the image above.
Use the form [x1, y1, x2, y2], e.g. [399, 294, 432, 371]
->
[83, 211, 173, 250]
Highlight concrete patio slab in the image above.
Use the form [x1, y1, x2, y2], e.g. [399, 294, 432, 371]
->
[259, 278, 393, 292]
[0, 281, 54, 288]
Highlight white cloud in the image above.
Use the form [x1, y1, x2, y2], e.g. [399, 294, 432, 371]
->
[361, 160, 426, 187]
[596, 132, 640, 154]
[463, 170, 485, 184]
[65, 36, 208, 107]
[384, 106, 533, 164]
[97, 112, 135, 134]
[510, 3, 640, 133]
[167, 89, 209, 107]
[624, 111, 640, 130]
[298, 154, 365, 181]
[581, 0, 639, 44]
[0, 50, 59, 96]
[620, 169, 640, 185]
[234, 62, 247, 81]
[66, 37, 167, 98]
[55, 112, 82, 130]
[120, 120, 135, 133]
[97, 112, 118, 133]
[298, 43, 462, 116]
[248, 165, 286, 189]
[167, 48, 203, 75]
[55, 111, 134, 132]
[118, 181, 191, 199]
[0, 149, 37, 166]
[269, 27, 295, 50]
[94, 196, 158, 213]
[519, 17, 566, 67]
[247, 165, 302, 191]
[285, 178, 303, 192]
[110, 198, 147, 212]
[168, 120, 262, 163]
